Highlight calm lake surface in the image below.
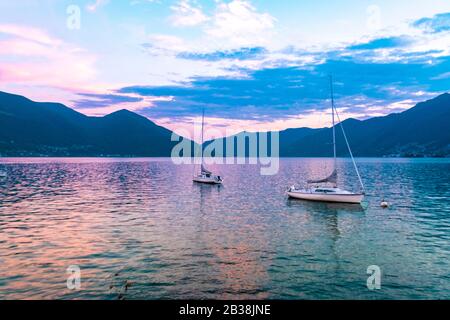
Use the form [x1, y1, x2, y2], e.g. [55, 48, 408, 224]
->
[0, 158, 449, 300]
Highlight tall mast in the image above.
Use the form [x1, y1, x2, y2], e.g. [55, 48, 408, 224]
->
[334, 106, 366, 194]
[330, 75, 337, 171]
[200, 108, 205, 165]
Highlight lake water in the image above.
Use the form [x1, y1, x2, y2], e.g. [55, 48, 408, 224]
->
[0, 158, 449, 300]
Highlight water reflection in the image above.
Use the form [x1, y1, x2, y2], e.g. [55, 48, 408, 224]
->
[194, 182, 270, 299]
[286, 199, 366, 284]
[0, 158, 449, 299]
[287, 198, 365, 213]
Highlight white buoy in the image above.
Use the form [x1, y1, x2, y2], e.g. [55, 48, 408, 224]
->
[380, 200, 389, 208]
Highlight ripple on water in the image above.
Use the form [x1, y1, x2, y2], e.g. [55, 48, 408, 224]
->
[0, 158, 449, 299]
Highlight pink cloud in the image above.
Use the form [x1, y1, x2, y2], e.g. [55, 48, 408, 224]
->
[0, 24, 99, 103]
[0, 24, 62, 46]
[86, 0, 110, 12]
[78, 95, 169, 116]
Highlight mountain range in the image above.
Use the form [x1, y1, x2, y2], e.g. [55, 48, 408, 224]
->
[0, 91, 181, 157]
[285, 92, 450, 157]
[0, 90, 449, 157]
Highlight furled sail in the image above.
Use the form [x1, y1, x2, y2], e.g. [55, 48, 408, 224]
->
[201, 164, 212, 175]
[307, 169, 337, 185]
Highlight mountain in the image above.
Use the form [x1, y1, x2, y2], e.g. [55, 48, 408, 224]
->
[0, 91, 186, 156]
[284, 93, 450, 157]
[205, 93, 450, 158]
[204, 127, 320, 157]
[0, 91, 449, 157]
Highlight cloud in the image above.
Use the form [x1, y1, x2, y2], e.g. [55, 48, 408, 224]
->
[348, 36, 414, 50]
[120, 6, 450, 130]
[142, 34, 189, 56]
[64, 6, 450, 133]
[116, 55, 450, 127]
[72, 92, 172, 116]
[141, 3, 448, 86]
[87, 0, 110, 12]
[0, 24, 97, 93]
[170, 0, 209, 27]
[413, 12, 450, 33]
[177, 47, 268, 61]
[2, 5, 449, 135]
[205, 0, 276, 47]
[149, 0, 276, 56]
[431, 71, 450, 80]
[336, 20, 450, 64]
[74, 93, 144, 109]
[0, 24, 61, 46]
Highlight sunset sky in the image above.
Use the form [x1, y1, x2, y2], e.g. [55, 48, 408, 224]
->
[0, 0, 449, 136]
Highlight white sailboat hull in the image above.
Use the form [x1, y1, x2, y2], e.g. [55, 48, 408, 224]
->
[287, 188, 364, 204]
[193, 176, 223, 185]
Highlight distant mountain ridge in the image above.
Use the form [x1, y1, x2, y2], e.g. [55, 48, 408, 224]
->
[283, 93, 450, 157]
[206, 93, 450, 158]
[0, 91, 183, 156]
[0, 91, 449, 157]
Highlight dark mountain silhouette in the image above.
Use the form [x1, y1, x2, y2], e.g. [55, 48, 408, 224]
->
[0, 91, 449, 157]
[203, 127, 319, 157]
[206, 93, 450, 158]
[283, 93, 450, 157]
[0, 91, 185, 156]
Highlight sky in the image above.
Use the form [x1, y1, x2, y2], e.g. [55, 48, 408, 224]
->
[0, 0, 449, 137]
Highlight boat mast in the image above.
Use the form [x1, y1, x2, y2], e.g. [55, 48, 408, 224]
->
[330, 79, 366, 194]
[330, 75, 337, 172]
[200, 108, 205, 167]
[334, 106, 366, 194]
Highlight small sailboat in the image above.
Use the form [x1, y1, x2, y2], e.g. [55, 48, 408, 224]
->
[193, 109, 223, 185]
[287, 76, 365, 204]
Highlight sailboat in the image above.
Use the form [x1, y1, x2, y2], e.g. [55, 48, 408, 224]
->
[193, 109, 223, 185]
[287, 76, 365, 204]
